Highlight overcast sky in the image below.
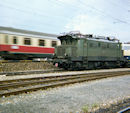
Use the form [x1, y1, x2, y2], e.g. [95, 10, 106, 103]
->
[0, 0, 130, 42]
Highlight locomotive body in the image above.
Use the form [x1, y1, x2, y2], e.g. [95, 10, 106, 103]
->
[53, 32, 126, 70]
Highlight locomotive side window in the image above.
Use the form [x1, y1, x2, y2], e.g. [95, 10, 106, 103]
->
[83, 40, 87, 47]
[72, 40, 78, 45]
[39, 39, 45, 46]
[107, 43, 109, 48]
[52, 41, 57, 47]
[89, 43, 93, 47]
[24, 38, 31, 45]
[101, 43, 106, 48]
[98, 43, 101, 47]
[62, 40, 66, 45]
[5, 35, 8, 44]
[13, 36, 17, 44]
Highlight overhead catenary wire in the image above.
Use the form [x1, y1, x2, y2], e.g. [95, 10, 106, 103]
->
[1, 13, 63, 29]
[1, 0, 129, 25]
[78, 0, 130, 25]
[1, 17, 63, 34]
[107, 0, 130, 12]
[0, 0, 130, 31]
[0, 1, 72, 22]
[0, 3, 70, 30]
[51, 0, 130, 25]
[0, 1, 92, 32]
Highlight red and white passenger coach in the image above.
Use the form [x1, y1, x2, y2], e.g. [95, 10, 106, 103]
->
[0, 26, 60, 60]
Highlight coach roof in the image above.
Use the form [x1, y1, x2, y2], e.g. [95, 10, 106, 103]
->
[0, 26, 59, 39]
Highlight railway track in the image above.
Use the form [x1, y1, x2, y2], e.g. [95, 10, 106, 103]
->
[0, 69, 63, 76]
[117, 107, 130, 113]
[0, 70, 130, 97]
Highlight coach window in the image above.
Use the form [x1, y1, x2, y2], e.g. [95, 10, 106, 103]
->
[24, 38, 31, 45]
[39, 39, 45, 46]
[52, 41, 57, 47]
[5, 35, 8, 44]
[13, 36, 17, 44]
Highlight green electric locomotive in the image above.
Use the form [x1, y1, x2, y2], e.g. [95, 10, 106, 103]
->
[53, 32, 126, 70]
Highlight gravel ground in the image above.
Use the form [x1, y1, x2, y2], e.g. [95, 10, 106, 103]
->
[0, 61, 57, 72]
[94, 98, 130, 113]
[0, 75, 130, 113]
[0, 68, 130, 81]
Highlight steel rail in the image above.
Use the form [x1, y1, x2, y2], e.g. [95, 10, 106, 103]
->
[0, 73, 124, 90]
[117, 107, 130, 113]
[0, 75, 122, 97]
[0, 70, 130, 97]
[0, 70, 130, 84]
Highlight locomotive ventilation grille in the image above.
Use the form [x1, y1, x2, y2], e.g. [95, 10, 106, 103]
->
[57, 47, 65, 56]
[71, 47, 77, 57]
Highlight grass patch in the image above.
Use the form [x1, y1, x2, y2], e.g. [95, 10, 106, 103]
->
[92, 103, 99, 109]
[82, 105, 89, 113]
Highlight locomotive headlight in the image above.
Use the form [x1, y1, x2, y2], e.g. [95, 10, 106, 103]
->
[55, 63, 58, 67]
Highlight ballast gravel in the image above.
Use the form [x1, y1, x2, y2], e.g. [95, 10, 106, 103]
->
[0, 68, 130, 81]
[0, 74, 130, 113]
[0, 61, 57, 72]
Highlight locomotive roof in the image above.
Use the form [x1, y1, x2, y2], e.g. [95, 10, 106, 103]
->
[58, 33, 120, 43]
[0, 26, 59, 40]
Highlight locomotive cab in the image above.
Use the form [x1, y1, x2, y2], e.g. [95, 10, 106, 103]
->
[53, 34, 81, 69]
[54, 35, 78, 58]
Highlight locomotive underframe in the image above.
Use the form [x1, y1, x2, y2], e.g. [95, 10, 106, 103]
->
[53, 56, 126, 70]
